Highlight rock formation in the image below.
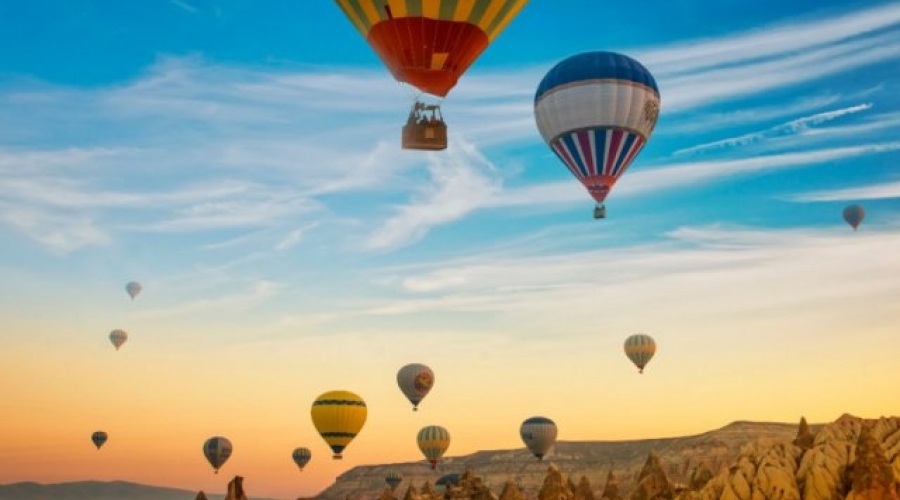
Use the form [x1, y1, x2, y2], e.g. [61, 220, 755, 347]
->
[846, 423, 899, 500]
[574, 476, 596, 500]
[631, 452, 675, 500]
[195, 492, 208, 500]
[224, 476, 247, 500]
[793, 418, 815, 451]
[378, 487, 398, 500]
[311, 415, 900, 500]
[539, 464, 575, 500]
[499, 480, 526, 500]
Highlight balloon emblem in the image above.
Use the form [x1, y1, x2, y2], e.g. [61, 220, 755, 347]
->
[624, 334, 656, 374]
[109, 329, 128, 350]
[292, 447, 311, 471]
[125, 281, 142, 300]
[397, 363, 434, 411]
[91, 431, 108, 450]
[417, 425, 450, 469]
[203, 436, 233, 474]
[519, 416, 558, 460]
[843, 204, 865, 230]
[311, 390, 367, 460]
[385, 471, 403, 491]
[534, 51, 660, 218]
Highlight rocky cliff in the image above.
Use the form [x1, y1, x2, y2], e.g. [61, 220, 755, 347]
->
[313, 419, 824, 500]
[315, 415, 899, 500]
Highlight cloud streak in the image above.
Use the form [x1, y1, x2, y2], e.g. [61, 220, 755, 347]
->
[673, 103, 874, 156]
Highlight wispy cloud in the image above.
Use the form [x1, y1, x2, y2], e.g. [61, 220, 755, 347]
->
[345, 224, 900, 340]
[133, 279, 280, 320]
[673, 103, 874, 156]
[169, 0, 198, 14]
[362, 139, 502, 252]
[1, 1, 898, 254]
[275, 223, 319, 251]
[789, 180, 900, 202]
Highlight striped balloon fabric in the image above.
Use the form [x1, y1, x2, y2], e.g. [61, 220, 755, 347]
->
[292, 447, 311, 471]
[624, 334, 657, 374]
[311, 390, 368, 459]
[334, 0, 529, 97]
[519, 416, 558, 460]
[417, 425, 451, 469]
[534, 51, 660, 210]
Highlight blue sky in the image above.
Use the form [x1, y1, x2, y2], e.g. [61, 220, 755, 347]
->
[1, 1, 899, 496]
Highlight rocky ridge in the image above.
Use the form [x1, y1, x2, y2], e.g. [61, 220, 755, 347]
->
[318, 415, 899, 500]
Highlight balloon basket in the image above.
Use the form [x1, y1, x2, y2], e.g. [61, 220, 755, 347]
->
[402, 103, 447, 151]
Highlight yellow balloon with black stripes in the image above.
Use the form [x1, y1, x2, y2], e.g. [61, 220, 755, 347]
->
[311, 390, 367, 459]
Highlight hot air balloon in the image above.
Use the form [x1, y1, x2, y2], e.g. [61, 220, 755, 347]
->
[417, 425, 450, 469]
[203, 436, 233, 474]
[125, 281, 142, 300]
[519, 416, 557, 460]
[91, 431, 108, 450]
[436, 473, 461, 491]
[534, 52, 661, 219]
[843, 204, 865, 230]
[292, 447, 312, 471]
[385, 471, 403, 491]
[624, 334, 656, 374]
[397, 363, 434, 411]
[334, 0, 530, 150]
[109, 329, 128, 350]
[311, 390, 367, 460]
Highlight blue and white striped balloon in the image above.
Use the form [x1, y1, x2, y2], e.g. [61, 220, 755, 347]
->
[534, 52, 660, 212]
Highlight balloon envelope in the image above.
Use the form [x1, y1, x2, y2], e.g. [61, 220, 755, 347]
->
[519, 416, 557, 460]
[203, 436, 233, 473]
[109, 329, 128, 350]
[292, 447, 312, 471]
[534, 52, 660, 207]
[624, 334, 656, 373]
[385, 471, 403, 491]
[397, 363, 434, 410]
[311, 390, 367, 459]
[843, 204, 865, 230]
[91, 431, 108, 450]
[125, 281, 142, 300]
[417, 425, 450, 469]
[334, 0, 529, 97]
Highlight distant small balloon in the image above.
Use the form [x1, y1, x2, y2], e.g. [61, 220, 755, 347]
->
[843, 204, 865, 230]
[417, 425, 450, 470]
[624, 334, 656, 374]
[292, 447, 311, 471]
[385, 471, 403, 491]
[397, 363, 434, 411]
[125, 281, 142, 300]
[203, 436, 232, 474]
[91, 431, 108, 450]
[109, 329, 128, 350]
[520, 416, 558, 460]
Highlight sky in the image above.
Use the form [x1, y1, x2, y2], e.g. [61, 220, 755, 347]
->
[0, 0, 899, 498]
